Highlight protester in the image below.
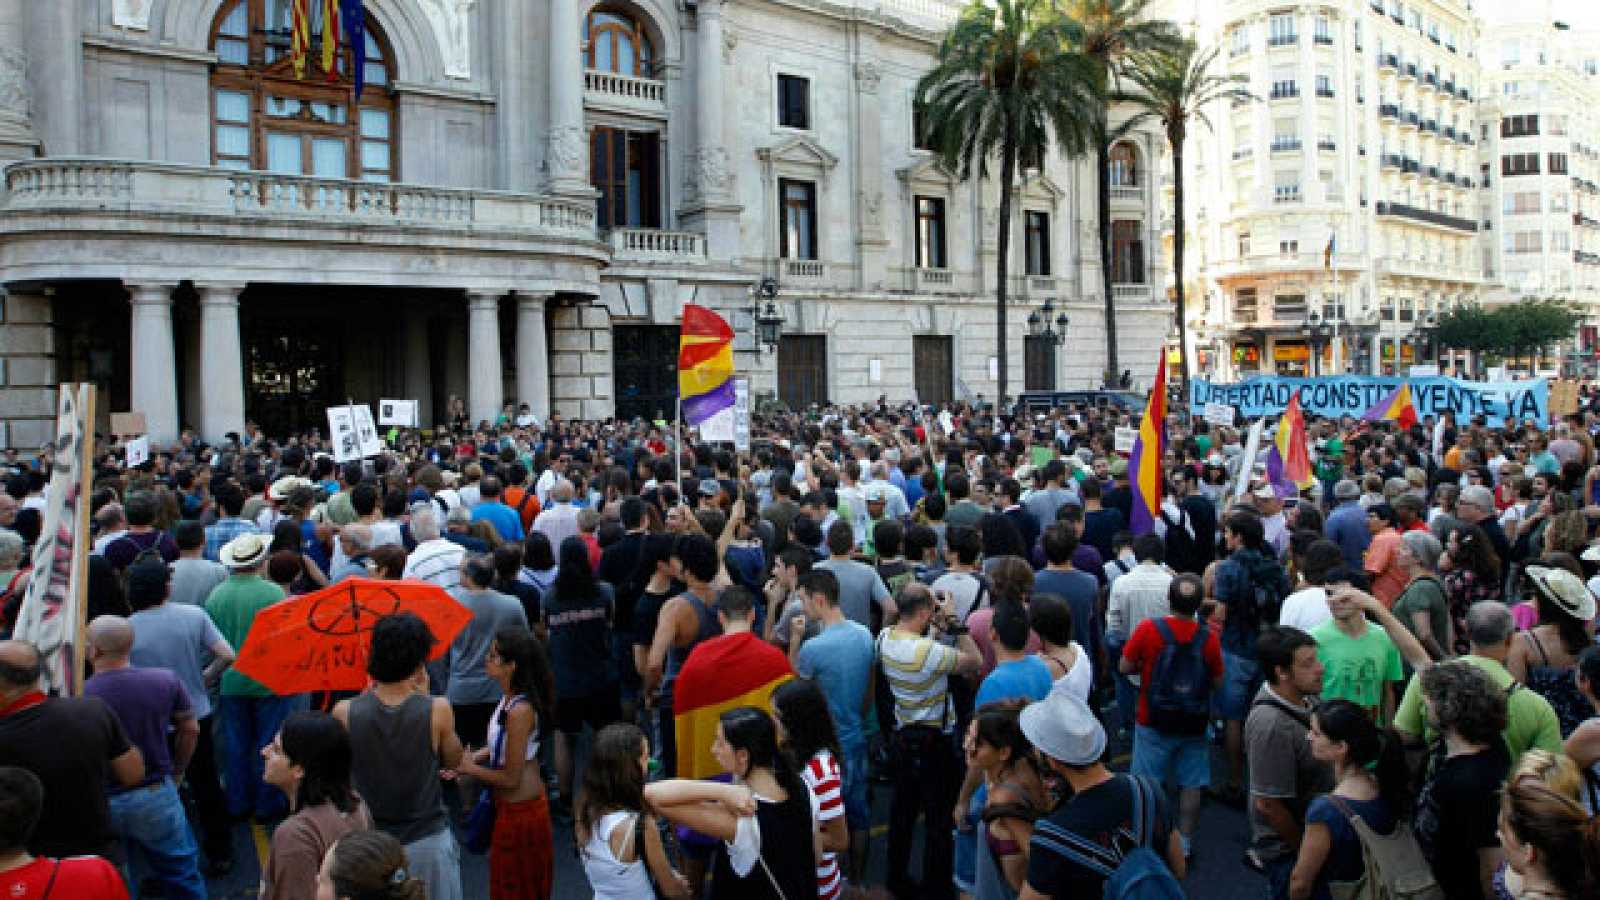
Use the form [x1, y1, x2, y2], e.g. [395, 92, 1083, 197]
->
[0, 766, 128, 899]
[772, 679, 851, 900]
[448, 554, 529, 748]
[1497, 759, 1600, 899]
[1441, 524, 1506, 655]
[1245, 627, 1330, 896]
[1506, 564, 1596, 737]
[317, 830, 427, 900]
[1213, 511, 1292, 805]
[544, 536, 621, 812]
[260, 711, 373, 900]
[576, 723, 690, 899]
[1390, 530, 1452, 662]
[1412, 661, 1510, 900]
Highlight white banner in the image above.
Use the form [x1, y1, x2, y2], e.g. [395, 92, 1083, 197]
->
[699, 406, 735, 442]
[733, 379, 751, 453]
[15, 384, 94, 696]
[1114, 427, 1138, 454]
[125, 436, 149, 468]
[378, 399, 417, 428]
[352, 405, 384, 457]
[326, 407, 361, 462]
[1203, 403, 1236, 427]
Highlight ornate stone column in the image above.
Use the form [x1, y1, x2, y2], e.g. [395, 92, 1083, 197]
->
[0, 0, 38, 158]
[545, 0, 588, 196]
[516, 293, 550, 419]
[197, 283, 247, 442]
[680, 0, 741, 259]
[853, 54, 888, 289]
[466, 290, 504, 426]
[127, 283, 179, 444]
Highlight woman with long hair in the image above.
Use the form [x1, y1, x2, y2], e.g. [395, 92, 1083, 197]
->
[1562, 645, 1600, 812]
[646, 706, 816, 900]
[1507, 562, 1596, 737]
[260, 711, 371, 900]
[1497, 764, 1600, 900]
[543, 536, 621, 815]
[1288, 698, 1411, 900]
[1442, 524, 1504, 655]
[522, 532, 558, 597]
[450, 628, 557, 900]
[577, 723, 689, 899]
[772, 679, 851, 897]
[318, 830, 426, 900]
[965, 701, 1046, 900]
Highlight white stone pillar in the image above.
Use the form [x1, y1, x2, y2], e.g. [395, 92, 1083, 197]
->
[516, 294, 550, 419]
[692, 0, 731, 205]
[0, 0, 38, 158]
[545, 0, 588, 196]
[196, 284, 246, 442]
[127, 283, 179, 445]
[403, 308, 434, 427]
[466, 291, 504, 427]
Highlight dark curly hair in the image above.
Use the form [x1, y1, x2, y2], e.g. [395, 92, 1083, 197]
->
[1420, 661, 1508, 747]
[772, 678, 841, 766]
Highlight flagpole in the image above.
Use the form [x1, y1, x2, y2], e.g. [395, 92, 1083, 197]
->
[675, 395, 683, 496]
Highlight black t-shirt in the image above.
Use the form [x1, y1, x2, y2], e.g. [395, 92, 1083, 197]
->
[1026, 774, 1174, 897]
[634, 585, 679, 649]
[497, 578, 543, 628]
[0, 696, 133, 858]
[1414, 744, 1509, 900]
[598, 531, 648, 635]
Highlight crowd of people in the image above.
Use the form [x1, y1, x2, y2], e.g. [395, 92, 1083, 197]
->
[7, 390, 1600, 899]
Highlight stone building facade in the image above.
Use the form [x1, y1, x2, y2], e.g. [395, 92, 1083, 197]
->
[0, 0, 1168, 447]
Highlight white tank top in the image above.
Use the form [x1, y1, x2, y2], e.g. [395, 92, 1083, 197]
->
[487, 693, 539, 762]
[582, 811, 654, 899]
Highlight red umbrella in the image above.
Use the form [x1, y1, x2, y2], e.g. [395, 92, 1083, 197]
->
[233, 578, 472, 695]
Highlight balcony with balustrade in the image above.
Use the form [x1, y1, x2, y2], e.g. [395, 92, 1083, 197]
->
[609, 228, 707, 264]
[583, 69, 668, 117]
[0, 158, 607, 285]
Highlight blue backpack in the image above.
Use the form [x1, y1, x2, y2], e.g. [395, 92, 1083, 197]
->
[1036, 775, 1183, 900]
[1146, 619, 1213, 736]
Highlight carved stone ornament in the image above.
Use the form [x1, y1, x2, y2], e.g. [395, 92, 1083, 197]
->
[547, 125, 586, 176]
[0, 47, 28, 120]
[854, 61, 881, 93]
[687, 146, 733, 200]
[419, 0, 475, 79]
[861, 189, 883, 230]
[112, 0, 153, 31]
[722, 28, 738, 65]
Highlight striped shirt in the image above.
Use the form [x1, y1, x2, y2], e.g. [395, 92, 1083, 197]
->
[802, 750, 845, 900]
[878, 628, 958, 730]
[403, 539, 464, 593]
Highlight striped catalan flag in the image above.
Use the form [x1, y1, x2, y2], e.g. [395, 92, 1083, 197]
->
[1128, 350, 1167, 535]
[678, 303, 736, 426]
[672, 632, 793, 779]
[320, 0, 341, 81]
[290, 0, 312, 79]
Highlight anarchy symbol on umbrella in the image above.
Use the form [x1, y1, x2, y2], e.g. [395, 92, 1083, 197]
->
[306, 584, 405, 637]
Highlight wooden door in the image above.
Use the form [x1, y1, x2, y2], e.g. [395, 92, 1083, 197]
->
[777, 335, 827, 410]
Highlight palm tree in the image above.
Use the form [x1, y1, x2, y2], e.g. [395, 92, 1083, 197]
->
[916, 0, 1096, 407]
[1056, 0, 1180, 386]
[1121, 39, 1250, 404]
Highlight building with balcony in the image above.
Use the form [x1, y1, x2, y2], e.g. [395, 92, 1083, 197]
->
[1153, 0, 1484, 378]
[1476, 14, 1600, 364]
[0, 0, 1168, 447]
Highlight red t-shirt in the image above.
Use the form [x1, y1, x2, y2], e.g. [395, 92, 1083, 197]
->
[1121, 616, 1224, 726]
[0, 857, 128, 899]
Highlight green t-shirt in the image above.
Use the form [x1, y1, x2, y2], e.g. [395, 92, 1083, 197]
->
[205, 574, 287, 697]
[1313, 438, 1344, 483]
[1392, 576, 1450, 659]
[1030, 445, 1055, 468]
[1393, 655, 1563, 762]
[1312, 619, 1403, 715]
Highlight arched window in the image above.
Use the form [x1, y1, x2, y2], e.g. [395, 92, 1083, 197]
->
[210, 0, 397, 181]
[1109, 141, 1139, 187]
[585, 8, 656, 77]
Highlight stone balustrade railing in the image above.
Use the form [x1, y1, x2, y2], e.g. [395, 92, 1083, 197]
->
[584, 70, 667, 105]
[3, 158, 597, 241]
[609, 228, 707, 262]
[784, 259, 827, 279]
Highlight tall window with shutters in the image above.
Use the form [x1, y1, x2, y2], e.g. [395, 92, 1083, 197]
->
[209, 0, 397, 181]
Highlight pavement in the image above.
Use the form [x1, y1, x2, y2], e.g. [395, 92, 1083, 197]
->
[194, 740, 1260, 899]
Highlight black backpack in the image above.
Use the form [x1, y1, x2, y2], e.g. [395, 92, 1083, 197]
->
[1146, 619, 1212, 735]
[1159, 507, 1203, 575]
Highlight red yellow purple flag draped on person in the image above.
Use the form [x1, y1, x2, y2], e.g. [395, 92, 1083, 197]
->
[671, 634, 792, 779]
[678, 304, 736, 425]
[1128, 351, 1167, 535]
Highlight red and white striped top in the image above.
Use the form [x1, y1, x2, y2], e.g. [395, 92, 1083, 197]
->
[801, 750, 845, 900]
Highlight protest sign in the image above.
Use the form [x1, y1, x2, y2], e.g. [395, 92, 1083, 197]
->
[1114, 427, 1137, 454]
[125, 436, 149, 468]
[1188, 375, 1548, 427]
[1203, 403, 1236, 427]
[378, 399, 417, 428]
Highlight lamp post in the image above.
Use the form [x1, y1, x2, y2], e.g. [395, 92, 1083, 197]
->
[748, 277, 784, 354]
[1307, 312, 1334, 377]
[1027, 300, 1067, 390]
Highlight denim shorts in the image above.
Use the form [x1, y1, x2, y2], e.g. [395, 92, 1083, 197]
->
[840, 735, 870, 832]
[1130, 725, 1212, 789]
[1213, 651, 1261, 721]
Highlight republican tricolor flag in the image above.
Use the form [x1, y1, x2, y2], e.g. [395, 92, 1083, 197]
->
[672, 633, 793, 779]
[1266, 392, 1315, 497]
[678, 304, 736, 425]
[1363, 383, 1419, 430]
[1129, 351, 1167, 535]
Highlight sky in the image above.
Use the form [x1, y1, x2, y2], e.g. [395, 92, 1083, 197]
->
[1479, 0, 1600, 29]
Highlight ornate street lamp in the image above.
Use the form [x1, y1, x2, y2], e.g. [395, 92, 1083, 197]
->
[748, 277, 784, 354]
[1028, 299, 1068, 346]
[1307, 312, 1335, 376]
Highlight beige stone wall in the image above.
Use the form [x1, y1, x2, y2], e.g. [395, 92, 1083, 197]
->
[0, 292, 57, 449]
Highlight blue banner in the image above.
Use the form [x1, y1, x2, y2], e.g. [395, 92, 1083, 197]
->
[1189, 375, 1549, 427]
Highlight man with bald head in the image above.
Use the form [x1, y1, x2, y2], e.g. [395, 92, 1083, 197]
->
[84, 615, 205, 897]
[0, 639, 144, 860]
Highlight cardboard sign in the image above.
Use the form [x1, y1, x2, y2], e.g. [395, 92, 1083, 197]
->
[733, 379, 751, 453]
[1203, 403, 1236, 427]
[326, 407, 360, 462]
[110, 411, 146, 436]
[1114, 427, 1138, 454]
[125, 436, 149, 468]
[378, 399, 418, 428]
[1550, 379, 1581, 418]
[352, 405, 384, 457]
[699, 406, 734, 442]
